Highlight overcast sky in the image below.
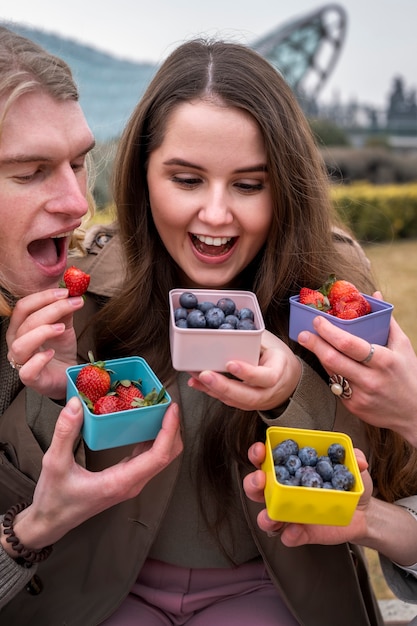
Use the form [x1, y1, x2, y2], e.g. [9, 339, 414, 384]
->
[2, 0, 416, 108]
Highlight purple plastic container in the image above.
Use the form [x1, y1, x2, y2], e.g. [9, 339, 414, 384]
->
[289, 294, 393, 345]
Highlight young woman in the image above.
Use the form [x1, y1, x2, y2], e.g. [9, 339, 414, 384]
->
[85, 39, 417, 625]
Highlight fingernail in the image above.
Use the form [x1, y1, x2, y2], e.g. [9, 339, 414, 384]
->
[54, 288, 68, 298]
[199, 371, 213, 385]
[226, 361, 240, 376]
[66, 396, 80, 414]
[298, 331, 308, 343]
[68, 297, 84, 307]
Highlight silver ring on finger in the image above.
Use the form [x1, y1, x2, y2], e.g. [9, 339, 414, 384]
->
[9, 357, 23, 371]
[329, 374, 352, 399]
[361, 343, 375, 364]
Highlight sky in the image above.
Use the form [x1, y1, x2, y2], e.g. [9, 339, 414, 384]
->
[1, 0, 416, 109]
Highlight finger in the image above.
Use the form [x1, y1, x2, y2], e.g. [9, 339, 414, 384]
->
[243, 469, 266, 502]
[8, 289, 69, 330]
[11, 297, 84, 340]
[226, 359, 278, 389]
[298, 319, 376, 369]
[42, 397, 85, 473]
[248, 442, 266, 467]
[15, 349, 56, 384]
[145, 403, 183, 463]
[8, 324, 65, 364]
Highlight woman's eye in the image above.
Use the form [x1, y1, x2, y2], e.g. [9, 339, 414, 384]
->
[171, 176, 201, 187]
[235, 182, 265, 192]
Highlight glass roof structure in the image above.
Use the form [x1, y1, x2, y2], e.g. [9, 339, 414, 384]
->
[253, 4, 347, 100]
[1, 4, 347, 141]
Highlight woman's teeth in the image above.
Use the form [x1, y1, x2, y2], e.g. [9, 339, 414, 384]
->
[194, 234, 232, 246]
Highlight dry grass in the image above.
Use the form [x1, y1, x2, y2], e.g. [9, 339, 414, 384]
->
[365, 238, 417, 349]
[363, 238, 417, 599]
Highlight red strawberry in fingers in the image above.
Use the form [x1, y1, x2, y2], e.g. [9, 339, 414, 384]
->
[63, 266, 90, 296]
[299, 287, 330, 311]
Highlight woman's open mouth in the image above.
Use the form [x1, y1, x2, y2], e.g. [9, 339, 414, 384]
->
[191, 233, 236, 257]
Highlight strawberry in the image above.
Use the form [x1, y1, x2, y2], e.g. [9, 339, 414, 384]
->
[93, 394, 126, 415]
[75, 351, 112, 404]
[113, 380, 144, 410]
[63, 266, 90, 296]
[299, 287, 330, 311]
[331, 295, 371, 319]
[322, 274, 371, 320]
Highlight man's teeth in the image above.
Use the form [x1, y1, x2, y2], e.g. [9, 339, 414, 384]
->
[54, 231, 72, 239]
[195, 235, 231, 246]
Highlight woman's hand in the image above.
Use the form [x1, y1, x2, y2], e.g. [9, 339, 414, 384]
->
[6, 288, 84, 399]
[9, 397, 183, 550]
[187, 330, 302, 411]
[297, 292, 417, 446]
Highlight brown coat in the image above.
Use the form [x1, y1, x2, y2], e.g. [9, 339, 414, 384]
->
[0, 229, 383, 625]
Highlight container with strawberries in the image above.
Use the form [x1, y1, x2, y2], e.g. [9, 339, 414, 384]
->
[289, 274, 393, 345]
[66, 354, 171, 450]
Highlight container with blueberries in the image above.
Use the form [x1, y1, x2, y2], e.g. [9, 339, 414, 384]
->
[169, 289, 265, 371]
[262, 426, 364, 526]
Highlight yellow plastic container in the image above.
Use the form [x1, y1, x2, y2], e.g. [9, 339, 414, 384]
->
[262, 426, 364, 526]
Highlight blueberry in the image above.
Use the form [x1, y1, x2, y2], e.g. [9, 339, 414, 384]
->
[331, 467, 355, 491]
[316, 458, 334, 482]
[175, 318, 188, 328]
[205, 307, 225, 328]
[186, 309, 206, 328]
[174, 307, 188, 321]
[295, 465, 315, 481]
[197, 301, 215, 314]
[283, 475, 301, 486]
[237, 319, 256, 330]
[298, 446, 318, 467]
[322, 481, 334, 489]
[274, 465, 290, 484]
[300, 470, 323, 488]
[219, 323, 235, 329]
[285, 454, 302, 475]
[272, 439, 299, 464]
[216, 297, 236, 316]
[179, 291, 199, 309]
[224, 314, 239, 328]
[238, 307, 255, 321]
[328, 443, 346, 464]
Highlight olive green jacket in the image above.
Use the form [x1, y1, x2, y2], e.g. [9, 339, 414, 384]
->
[0, 227, 386, 625]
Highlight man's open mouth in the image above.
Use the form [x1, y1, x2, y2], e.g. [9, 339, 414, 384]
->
[27, 232, 70, 267]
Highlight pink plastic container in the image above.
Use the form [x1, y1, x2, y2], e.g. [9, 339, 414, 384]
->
[289, 294, 393, 345]
[169, 289, 265, 371]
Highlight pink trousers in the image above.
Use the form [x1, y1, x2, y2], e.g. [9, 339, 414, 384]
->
[101, 558, 300, 625]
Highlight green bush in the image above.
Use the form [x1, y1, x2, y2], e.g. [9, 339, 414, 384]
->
[331, 183, 417, 242]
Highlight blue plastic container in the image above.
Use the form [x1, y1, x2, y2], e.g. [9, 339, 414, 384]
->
[289, 294, 393, 345]
[66, 356, 171, 450]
